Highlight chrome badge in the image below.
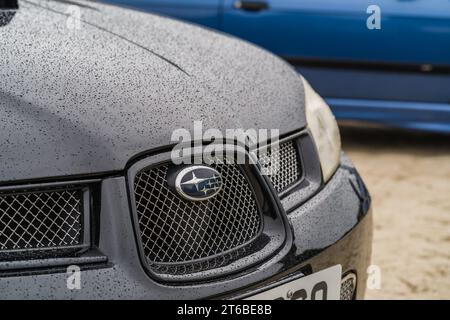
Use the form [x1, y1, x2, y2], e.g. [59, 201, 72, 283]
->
[174, 166, 223, 201]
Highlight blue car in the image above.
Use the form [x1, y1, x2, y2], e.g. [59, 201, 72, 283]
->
[101, 0, 450, 133]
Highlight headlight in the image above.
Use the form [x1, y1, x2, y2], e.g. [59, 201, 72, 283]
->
[302, 76, 341, 182]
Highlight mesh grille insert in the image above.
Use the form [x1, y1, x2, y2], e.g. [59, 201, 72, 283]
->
[258, 140, 301, 193]
[0, 189, 83, 251]
[340, 275, 356, 300]
[133, 163, 262, 266]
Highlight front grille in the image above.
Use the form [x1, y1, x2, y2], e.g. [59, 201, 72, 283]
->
[149, 242, 267, 277]
[258, 140, 301, 193]
[0, 189, 83, 252]
[340, 274, 357, 300]
[133, 163, 262, 269]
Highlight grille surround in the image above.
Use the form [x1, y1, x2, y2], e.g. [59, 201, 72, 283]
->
[258, 140, 302, 194]
[0, 186, 88, 259]
[127, 147, 288, 282]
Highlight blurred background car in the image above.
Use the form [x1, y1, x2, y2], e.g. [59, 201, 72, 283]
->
[100, 0, 450, 133]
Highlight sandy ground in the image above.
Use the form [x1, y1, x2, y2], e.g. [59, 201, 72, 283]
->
[340, 124, 450, 300]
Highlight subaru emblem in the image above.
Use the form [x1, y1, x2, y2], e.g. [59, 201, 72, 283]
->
[172, 166, 223, 201]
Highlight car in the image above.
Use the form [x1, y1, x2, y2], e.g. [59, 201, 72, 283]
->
[101, 0, 450, 133]
[0, 0, 371, 299]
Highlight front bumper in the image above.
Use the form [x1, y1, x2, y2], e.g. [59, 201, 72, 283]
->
[0, 155, 372, 299]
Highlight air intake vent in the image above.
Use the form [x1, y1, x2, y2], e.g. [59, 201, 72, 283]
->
[0, 0, 18, 9]
[0, 188, 84, 255]
[258, 140, 301, 193]
[340, 273, 357, 300]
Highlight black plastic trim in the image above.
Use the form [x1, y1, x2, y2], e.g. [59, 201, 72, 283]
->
[0, 180, 107, 270]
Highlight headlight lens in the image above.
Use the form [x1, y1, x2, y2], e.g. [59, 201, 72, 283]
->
[302, 76, 341, 182]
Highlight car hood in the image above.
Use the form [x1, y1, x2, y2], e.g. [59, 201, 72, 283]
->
[0, 0, 305, 183]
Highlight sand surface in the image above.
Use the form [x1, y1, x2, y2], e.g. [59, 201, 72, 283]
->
[341, 125, 450, 300]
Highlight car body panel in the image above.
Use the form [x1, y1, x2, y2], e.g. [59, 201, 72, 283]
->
[299, 66, 450, 133]
[221, 0, 450, 66]
[103, 0, 221, 28]
[0, 0, 305, 183]
[221, 0, 450, 133]
[101, 0, 450, 133]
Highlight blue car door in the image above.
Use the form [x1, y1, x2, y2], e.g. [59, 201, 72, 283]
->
[221, 0, 450, 131]
[103, 0, 222, 28]
[222, 0, 450, 65]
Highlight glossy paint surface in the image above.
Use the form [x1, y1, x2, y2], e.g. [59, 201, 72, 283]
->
[103, 0, 221, 28]
[101, 0, 450, 66]
[221, 0, 450, 66]
[0, 0, 305, 183]
[101, 0, 450, 133]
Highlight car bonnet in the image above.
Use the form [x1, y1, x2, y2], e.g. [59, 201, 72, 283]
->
[0, 0, 305, 183]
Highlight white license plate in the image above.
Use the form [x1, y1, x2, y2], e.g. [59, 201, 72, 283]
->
[246, 265, 342, 300]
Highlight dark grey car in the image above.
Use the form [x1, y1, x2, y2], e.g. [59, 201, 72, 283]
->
[0, 0, 372, 299]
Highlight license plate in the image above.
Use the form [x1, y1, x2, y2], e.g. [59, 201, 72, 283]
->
[246, 265, 342, 300]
